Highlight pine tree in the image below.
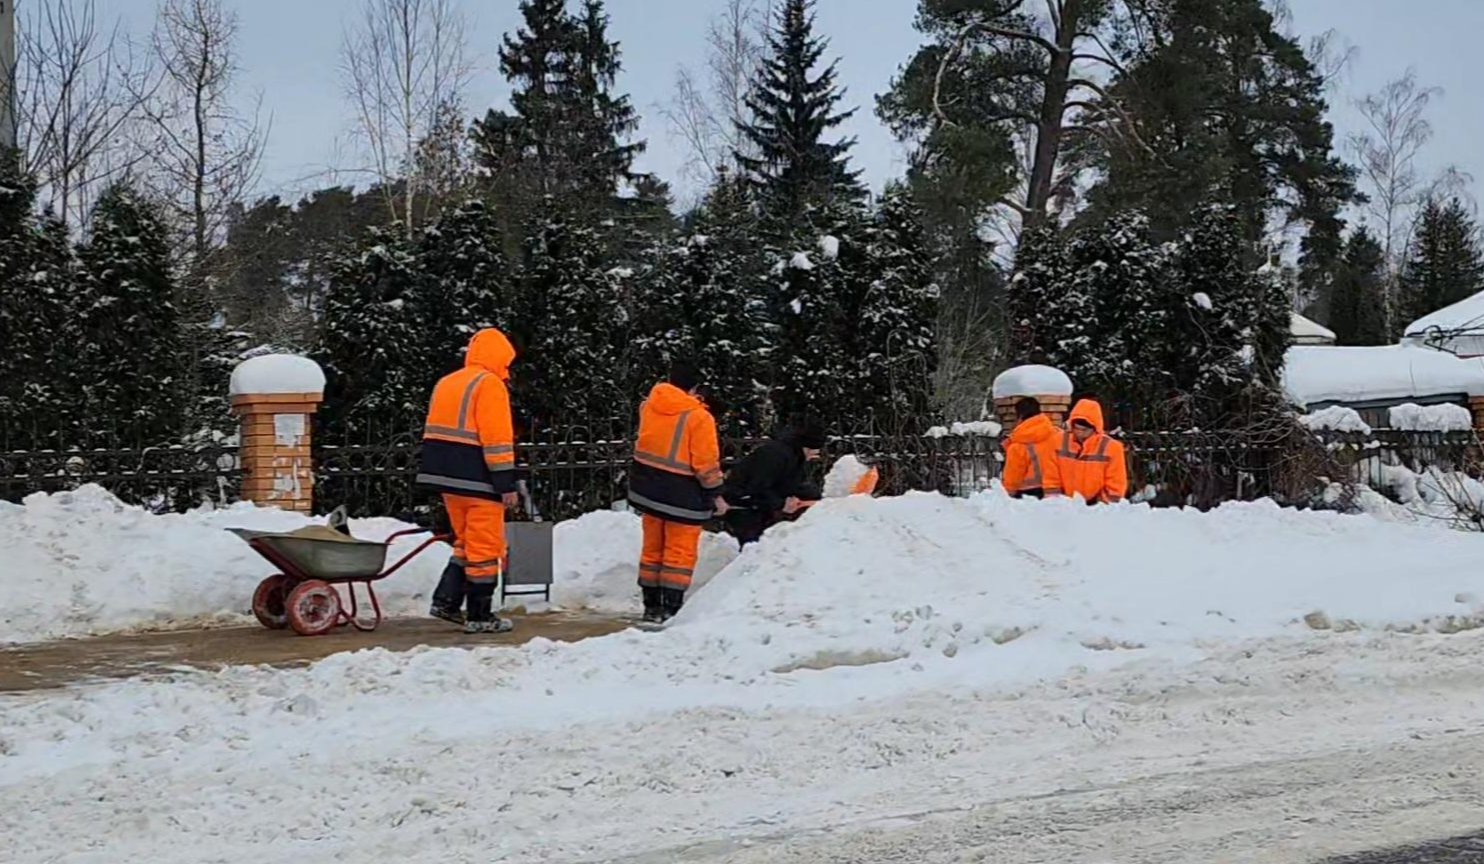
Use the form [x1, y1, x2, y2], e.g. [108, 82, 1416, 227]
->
[316, 228, 427, 439]
[1328, 227, 1388, 347]
[510, 208, 628, 427]
[737, 0, 863, 228]
[857, 185, 939, 428]
[75, 184, 186, 444]
[1400, 197, 1484, 328]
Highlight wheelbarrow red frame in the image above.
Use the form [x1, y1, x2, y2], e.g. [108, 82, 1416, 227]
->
[248, 528, 448, 636]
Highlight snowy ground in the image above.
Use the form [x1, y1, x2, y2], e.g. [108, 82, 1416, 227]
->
[0, 487, 736, 643]
[5, 491, 1484, 861]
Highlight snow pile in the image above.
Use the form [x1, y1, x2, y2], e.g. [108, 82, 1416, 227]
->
[1388, 402, 1474, 432]
[1290, 311, 1336, 345]
[0, 487, 702, 643]
[991, 365, 1074, 399]
[822, 455, 873, 498]
[1283, 345, 1484, 407]
[548, 510, 736, 613]
[926, 420, 1004, 438]
[228, 354, 325, 396]
[1298, 405, 1371, 434]
[1338, 462, 1484, 531]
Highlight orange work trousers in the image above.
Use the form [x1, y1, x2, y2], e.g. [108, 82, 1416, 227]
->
[639, 513, 703, 591]
[442, 494, 506, 582]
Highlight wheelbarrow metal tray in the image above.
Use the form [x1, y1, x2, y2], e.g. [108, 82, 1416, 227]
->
[228, 527, 390, 579]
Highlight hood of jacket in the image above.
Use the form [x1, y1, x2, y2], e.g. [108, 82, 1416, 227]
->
[1067, 399, 1106, 435]
[1006, 413, 1058, 447]
[465, 328, 516, 380]
[644, 381, 704, 416]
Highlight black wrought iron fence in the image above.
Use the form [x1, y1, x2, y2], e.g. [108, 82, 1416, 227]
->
[4, 421, 1479, 520]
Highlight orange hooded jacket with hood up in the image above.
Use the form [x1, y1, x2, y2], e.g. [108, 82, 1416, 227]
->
[627, 381, 723, 525]
[1001, 413, 1063, 498]
[416, 328, 518, 500]
[1055, 399, 1128, 503]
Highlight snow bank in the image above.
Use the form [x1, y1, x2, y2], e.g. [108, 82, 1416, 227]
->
[1283, 345, 1484, 407]
[547, 510, 736, 613]
[926, 420, 1004, 438]
[228, 354, 325, 396]
[1388, 402, 1474, 432]
[1298, 405, 1371, 434]
[992, 365, 1074, 399]
[0, 487, 701, 643]
[822, 455, 872, 498]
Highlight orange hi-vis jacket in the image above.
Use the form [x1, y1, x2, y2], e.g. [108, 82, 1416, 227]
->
[1055, 399, 1128, 504]
[627, 382, 724, 525]
[416, 328, 518, 501]
[1001, 413, 1063, 498]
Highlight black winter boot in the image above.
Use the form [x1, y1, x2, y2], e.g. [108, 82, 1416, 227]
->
[463, 581, 513, 634]
[641, 586, 664, 623]
[429, 560, 467, 624]
[659, 588, 686, 622]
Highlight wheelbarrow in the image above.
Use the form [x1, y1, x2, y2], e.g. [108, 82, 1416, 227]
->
[229, 522, 448, 637]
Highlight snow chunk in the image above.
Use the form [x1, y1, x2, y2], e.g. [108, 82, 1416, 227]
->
[1298, 406, 1371, 435]
[229, 354, 325, 397]
[822, 455, 872, 498]
[1192, 292, 1214, 311]
[789, 251, 814, 271]
[818, 235, 840, 260]
[1388, 402, 1474, 432]
[926, 420, 1004, 438]
[1282, 345, 1484, 407]
[992, 365, 1074, 399]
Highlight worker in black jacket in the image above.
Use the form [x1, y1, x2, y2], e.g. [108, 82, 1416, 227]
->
[721, 415, 826, 548]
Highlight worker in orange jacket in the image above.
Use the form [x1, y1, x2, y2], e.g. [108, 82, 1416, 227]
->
[416, 328, 519, 634]
[1001, 397, 1063, 499]
[1055, 398, 1128, 504]
[627, 360, 727, 624]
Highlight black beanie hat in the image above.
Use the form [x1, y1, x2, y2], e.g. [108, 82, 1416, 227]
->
[669, 359, 700, 392]
[791, 414, 827, 449]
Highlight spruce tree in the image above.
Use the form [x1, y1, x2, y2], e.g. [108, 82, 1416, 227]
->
[510, 208, 628, 427]
[857, 185, 940, 428]
[417, 199, 512, 377]
[1328, 227, 1388, 347]
[76, 184, 186, 445]
[316, 227, 427, 439]
[1400, 197, 1484, 328]
[0, 158, 77, 442]
[737, 0, 863, 228]
[769, 234, 855, 424]
[1008, 225, 1074, 366]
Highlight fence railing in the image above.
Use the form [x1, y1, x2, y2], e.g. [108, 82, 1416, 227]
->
[3, 426, 1479, 521]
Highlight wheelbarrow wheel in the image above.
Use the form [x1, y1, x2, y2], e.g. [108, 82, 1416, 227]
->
[251, 574, 296, 630]
[286, 580, 342, 636]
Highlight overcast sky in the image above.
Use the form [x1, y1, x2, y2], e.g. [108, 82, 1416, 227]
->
[110, 0, 1484, 213]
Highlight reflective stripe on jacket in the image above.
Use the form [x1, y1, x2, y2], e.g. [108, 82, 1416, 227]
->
[1001, 413, 1063, 497]
[1055, 399, 1128, 503]
[627, 381, 723, 525]
[416, 328, 518, 501]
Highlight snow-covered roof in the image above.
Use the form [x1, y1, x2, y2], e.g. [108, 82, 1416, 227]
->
[1404, 289, 1484, 338]
[1282, 345, 1484, 407]
[229, 354, 326, 397]
[1290, 312, 1335, 344]
[992, 365, 1074, 399]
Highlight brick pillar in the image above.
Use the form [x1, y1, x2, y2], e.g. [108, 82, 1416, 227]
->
[229, 355, 326, 513]
[1470, 396, 1484, 434]
[994, 395, 1072, 432]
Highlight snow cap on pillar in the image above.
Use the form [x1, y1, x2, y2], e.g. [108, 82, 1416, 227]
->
[229, 354, 325, 514]
[229, 354, 326, 398]
[991, 365, 1075, 430]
